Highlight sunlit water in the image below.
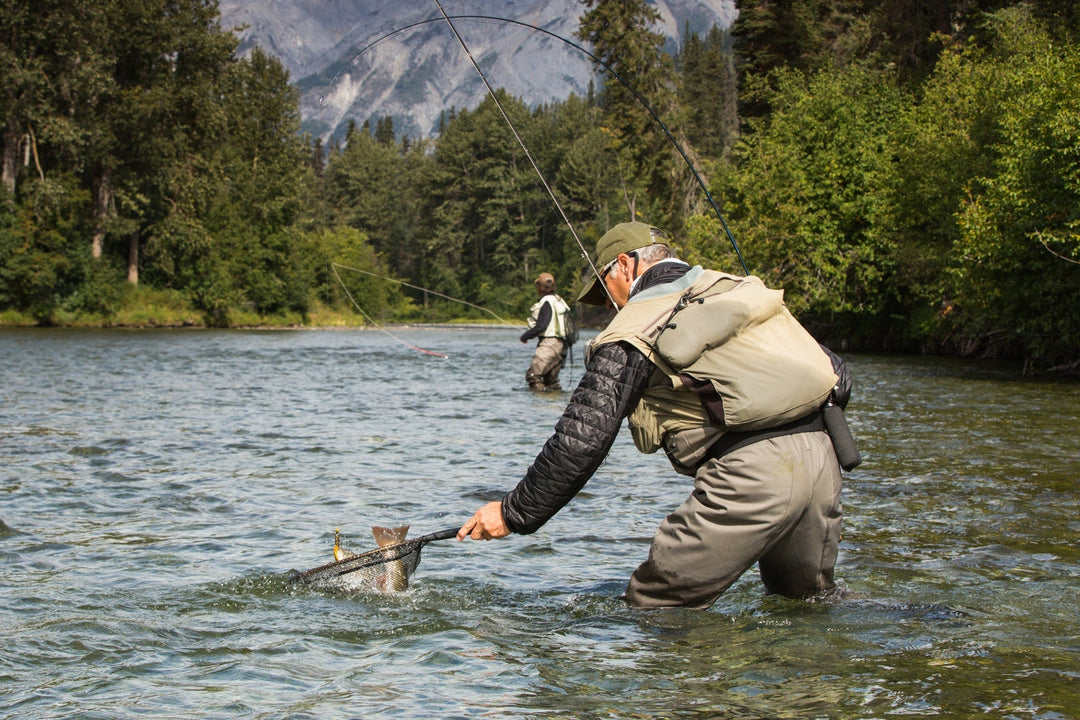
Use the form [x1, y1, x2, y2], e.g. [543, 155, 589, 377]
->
[2, 327, 1078, 719]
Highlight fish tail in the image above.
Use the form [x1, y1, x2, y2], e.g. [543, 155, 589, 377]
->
[371, 525, 409, 548]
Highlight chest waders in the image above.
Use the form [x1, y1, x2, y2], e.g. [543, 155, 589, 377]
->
[526, 295, 570, 392]
[588, 268, 850, 608]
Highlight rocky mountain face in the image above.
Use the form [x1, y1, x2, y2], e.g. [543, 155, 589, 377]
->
[217, 0, 736, 141]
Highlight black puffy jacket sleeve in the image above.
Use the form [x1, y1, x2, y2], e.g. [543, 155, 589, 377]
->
[501, 340, 654, 534]
[519, 302, 552, 342]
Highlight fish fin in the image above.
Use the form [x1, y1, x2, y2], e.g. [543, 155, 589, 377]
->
[371, 525, 409, 548]
[332, 528, 355, 561]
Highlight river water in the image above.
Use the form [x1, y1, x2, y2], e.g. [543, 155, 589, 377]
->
[1, 327, 1078, 719]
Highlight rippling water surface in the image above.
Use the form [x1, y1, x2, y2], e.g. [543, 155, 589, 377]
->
[2, 328, 1078, 719]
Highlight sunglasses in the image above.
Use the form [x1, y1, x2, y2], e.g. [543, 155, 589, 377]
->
[599, 251, 638, 281]
[599, 251, 640, 283]
[598, 257, 618, 280]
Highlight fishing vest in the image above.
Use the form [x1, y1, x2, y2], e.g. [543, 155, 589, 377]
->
[587, 266, 838, 466]
[530, 294, 571, 340]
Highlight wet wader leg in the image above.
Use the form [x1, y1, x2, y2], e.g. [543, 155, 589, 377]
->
[526, 361, 546, 391]
[757, 431, 842, 597]
[544, 339, 567, 391]
[623, 431, 842, 609]
[527, 338, 564, 391]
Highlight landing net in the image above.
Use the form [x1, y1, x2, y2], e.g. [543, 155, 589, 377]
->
[290, 528, 456, 592]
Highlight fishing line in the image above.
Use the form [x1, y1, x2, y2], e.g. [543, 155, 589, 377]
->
[431, 0, 614, 306]
[332, 262, 520, 327]
[321, 12, 749, 276]
[330, 262, 449, 358]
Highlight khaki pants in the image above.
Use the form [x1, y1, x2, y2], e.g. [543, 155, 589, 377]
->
[526, 337, 567, 391]
[624, 430, 843, 609]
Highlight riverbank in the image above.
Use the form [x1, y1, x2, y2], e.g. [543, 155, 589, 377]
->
[3, 294, 1075, 377]
[0, 290, 520, 331]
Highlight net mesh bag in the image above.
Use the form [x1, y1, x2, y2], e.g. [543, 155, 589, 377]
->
[290, 528, 456, 592]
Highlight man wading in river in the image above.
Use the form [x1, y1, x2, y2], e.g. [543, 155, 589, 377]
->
[519, 272, 572, 392]
[457, 222, 856, 609]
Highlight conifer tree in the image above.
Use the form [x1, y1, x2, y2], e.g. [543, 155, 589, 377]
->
[679, 25, 738, 158]
[577, 0, 678, 225]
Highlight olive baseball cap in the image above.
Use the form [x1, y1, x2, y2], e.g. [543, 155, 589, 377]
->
[577, 222, 670, 304]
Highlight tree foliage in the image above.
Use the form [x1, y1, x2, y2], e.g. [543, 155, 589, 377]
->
[945, 9, 1080, 363]
[719, 1, 1080, 363]
[708, 64, 903, 338]
[1, 0, 1078, 368]
[577, 0, 683, 227]
[678, 25, 739, 159]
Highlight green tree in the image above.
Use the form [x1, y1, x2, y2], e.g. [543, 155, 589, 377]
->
[578, 0, 680, 226]
[0, 0, 133, 316]
[730, 0, 1036, 111]
[947, 9, 1080, 364]
[710, 64, 905, 341]
[424, 91, 542, 304]
[732, 0, 873, 118]
[374, 116, 396, 146]
[322, 118, 435, 292]
[549, 95, 619, 222]
[324, 124, 402, 238]
[308, 226, 411, 322]
[110, 0, 242, 319]
[885, 24, 1010, 348]
[0, 175, 95, 321]
[679, 25, 738, 159]
[209, 47, 312, 316]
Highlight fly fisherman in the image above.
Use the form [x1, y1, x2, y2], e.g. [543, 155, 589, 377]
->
[458, 222, 857, 609]
[519, 272, 572, 392]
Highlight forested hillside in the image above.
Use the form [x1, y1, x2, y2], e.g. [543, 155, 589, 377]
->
[2, 0, 1078, 371]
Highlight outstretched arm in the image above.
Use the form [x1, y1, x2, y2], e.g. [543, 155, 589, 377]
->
[458, 341, 654, 540]
[519, 302, 552, 343]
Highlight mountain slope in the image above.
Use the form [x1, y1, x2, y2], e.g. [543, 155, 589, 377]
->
[218, 0, 736, 141]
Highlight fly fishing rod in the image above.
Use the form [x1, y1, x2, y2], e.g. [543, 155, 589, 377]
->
[431, 0, 614, 305]
[322, 11, 749, 278]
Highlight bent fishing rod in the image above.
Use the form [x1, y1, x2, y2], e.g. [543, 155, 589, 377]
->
[322, 9, 750, 280]
[432, 0, 612, 305]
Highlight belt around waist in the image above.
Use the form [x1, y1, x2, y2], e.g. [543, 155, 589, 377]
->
[706, 411, 826, 460]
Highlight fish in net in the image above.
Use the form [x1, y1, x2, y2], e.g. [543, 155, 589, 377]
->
[290, 526, 458, 592]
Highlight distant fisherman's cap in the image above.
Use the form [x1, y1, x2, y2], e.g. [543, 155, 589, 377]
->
[535, 272, 556, 293]
[577, 222, 670, 305]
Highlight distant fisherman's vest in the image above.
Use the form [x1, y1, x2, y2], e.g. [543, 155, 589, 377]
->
[588, 267, 838, 462]
[530, 295, 571, 339]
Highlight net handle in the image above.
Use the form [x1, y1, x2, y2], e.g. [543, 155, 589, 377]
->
[413, 527, 460, 544]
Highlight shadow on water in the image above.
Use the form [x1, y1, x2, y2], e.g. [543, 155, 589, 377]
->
[0, 518, 20, 538]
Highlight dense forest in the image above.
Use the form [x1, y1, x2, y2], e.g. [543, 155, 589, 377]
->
[2, 0, 1078, 371]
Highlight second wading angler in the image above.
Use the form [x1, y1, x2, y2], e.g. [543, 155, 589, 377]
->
[520, 272, 573, 392]
[459, 222, 859, 609]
